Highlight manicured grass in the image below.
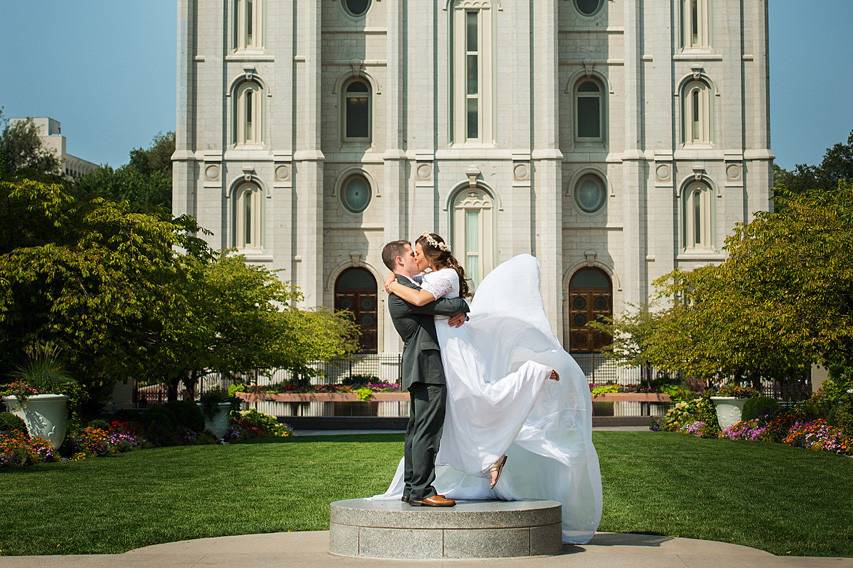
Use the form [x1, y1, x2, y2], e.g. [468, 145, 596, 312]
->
[0, 432, 850, 557]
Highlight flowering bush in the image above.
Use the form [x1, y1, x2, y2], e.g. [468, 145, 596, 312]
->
[681, 421, 717, 438]
[663, 396, 719, 436]
[0, 380, 39, 401]
[0, 432, 58, 468]
[72, 422, 143, 457]
[224, 409, 292, 442]
[783, 419, 852, 456]
[721, 419, 770, 442]
[715, 384, 760, 399]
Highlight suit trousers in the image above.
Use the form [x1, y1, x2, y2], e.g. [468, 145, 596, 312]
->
[403, 382, 447, 502]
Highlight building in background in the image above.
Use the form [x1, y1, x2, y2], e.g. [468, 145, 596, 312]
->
[10, 117, 99, 179]
[173, 0, 773, 357]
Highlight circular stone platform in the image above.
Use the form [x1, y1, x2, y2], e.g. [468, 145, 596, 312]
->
[329, 498, 562, 560]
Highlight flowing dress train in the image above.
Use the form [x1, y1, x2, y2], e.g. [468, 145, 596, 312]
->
[373, 254, 602, 544]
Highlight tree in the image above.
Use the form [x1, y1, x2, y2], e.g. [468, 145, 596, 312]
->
[774, 129, 853, 211]
[74, 132, 174, 216]
[157, 255, 359, 400]
[0, 113, 61, 179]
[587, 307, 662, 383]
[645, 185, 853, 387]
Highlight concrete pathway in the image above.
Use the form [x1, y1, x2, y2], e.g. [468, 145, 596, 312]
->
[1, 532, 849, 568]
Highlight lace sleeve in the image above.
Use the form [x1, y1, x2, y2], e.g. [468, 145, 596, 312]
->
[420, 269, 457, 300]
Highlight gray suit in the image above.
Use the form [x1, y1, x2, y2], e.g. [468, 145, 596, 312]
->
[387, 275, 469, 502]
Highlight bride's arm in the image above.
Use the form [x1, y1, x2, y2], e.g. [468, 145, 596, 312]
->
[385, 279, 436, 306]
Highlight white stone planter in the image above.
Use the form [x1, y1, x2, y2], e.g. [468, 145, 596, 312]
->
[3, 394, 68, 448]
[710, 396, 747, 430]
[198, 402, 232, 439]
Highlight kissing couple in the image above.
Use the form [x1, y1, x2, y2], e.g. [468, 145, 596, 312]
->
[372, 233, 603, 545]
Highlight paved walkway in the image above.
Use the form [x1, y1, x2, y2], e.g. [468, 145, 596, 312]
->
[1, 532, 849, 568]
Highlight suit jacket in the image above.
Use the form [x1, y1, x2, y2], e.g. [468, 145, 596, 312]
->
[387, 275, 470, 390]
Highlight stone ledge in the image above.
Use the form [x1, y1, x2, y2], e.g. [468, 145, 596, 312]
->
[329, 498, 563, 559]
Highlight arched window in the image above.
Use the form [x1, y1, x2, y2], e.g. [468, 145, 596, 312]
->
[340, 173, 372, 213]
[683, 181, 713, 251]
[682, 80, 711, 145]
[344, 80, 371, 141]
[568, 268, 612, 353]
[235, 183, 262, 250]
[234, 81, 263, 146]
[576, 79, 604, 141]
[574, 0, 603, 17]
[681, 0, 709, 50]
[342, 0, 371, 18]
[452, 187, 494, 290]
[335, 268, 378, 353]
[234, 0, 263, 51]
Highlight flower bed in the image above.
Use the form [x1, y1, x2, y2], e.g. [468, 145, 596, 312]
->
[0, 431, 58, 468]
[783, 419, 851, 455]
[224, 409, 292, 442]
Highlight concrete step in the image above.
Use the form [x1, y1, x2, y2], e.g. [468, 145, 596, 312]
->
[329, 498, 562, 560]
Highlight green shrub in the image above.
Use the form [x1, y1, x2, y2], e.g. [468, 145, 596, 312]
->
[662, 385, 696, 403]
[342, 374, 380, 386]
[0, 413, 27, 436]
[141, 406, 179, 446]
[164, 400, 205, 433]
[227, 383, 246, 398]
[742, 396, 779, 421]
[663, 394, 720, 437]
[591, 384, 620, 398]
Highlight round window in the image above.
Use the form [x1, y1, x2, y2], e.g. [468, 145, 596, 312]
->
[343, 0, 371, 17]
[575, 174, 606, 213]
[574, 0, 603, 16]
[342, 175, 371, 213]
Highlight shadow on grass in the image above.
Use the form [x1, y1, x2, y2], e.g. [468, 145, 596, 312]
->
[241, 434, 406, 445]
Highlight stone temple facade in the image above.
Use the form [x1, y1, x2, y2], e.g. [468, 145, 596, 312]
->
[172, 0, 772, 356]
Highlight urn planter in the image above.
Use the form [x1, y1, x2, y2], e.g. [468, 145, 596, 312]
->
[710, 396, 747, 430]
[2, 394, 68, 448]
[199, 402, 233, 439]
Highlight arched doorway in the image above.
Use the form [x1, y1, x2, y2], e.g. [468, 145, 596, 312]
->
[568, 267, 612, 353]
[334, 268, 378, 353]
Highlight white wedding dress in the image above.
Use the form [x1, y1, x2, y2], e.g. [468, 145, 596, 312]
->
[373, 254, 602, 544]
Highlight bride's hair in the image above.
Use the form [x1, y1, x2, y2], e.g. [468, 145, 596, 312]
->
[416, 233, 471, 298]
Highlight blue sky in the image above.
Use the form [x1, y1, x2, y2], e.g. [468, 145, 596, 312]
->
[0, 0, 851, 169]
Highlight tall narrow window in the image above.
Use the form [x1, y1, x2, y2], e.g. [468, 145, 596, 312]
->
[576, 79, 604, 141]
[683, 181, 712, 251]
[235, 0, 263, 51]
[344, 80, 370, 141]
[453, 5, 493, 144]
[682, 0, 709, 50]
[235, 81, 263, 146]
[452, 187, 494, 290]
[235, 183, 262, 250]
[466, 11, 479, 140]
[682, 79, 711, 145]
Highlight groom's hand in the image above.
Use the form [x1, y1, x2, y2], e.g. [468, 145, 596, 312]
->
[448, 312, 467, 328]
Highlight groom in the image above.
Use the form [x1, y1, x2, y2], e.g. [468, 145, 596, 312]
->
[381, 240, 469, 507]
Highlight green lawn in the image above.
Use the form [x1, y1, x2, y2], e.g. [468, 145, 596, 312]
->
[0, 432, 850, 557]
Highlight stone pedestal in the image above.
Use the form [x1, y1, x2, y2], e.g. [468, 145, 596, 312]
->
[329, 499, 562, 560]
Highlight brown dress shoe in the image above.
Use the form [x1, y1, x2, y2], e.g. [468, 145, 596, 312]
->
[410, 495, 456, 507]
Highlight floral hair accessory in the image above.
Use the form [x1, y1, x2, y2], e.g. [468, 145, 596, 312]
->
[419, 233, 450, 253]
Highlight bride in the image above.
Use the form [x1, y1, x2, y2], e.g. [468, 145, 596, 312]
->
[374, 232, 602, 545]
